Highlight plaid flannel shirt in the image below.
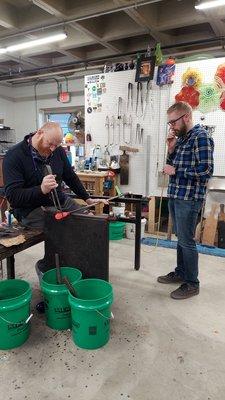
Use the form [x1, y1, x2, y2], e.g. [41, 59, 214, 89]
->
[167, 124, 214, 201]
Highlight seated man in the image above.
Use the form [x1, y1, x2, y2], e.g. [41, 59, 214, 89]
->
[3, 122, 107, 280]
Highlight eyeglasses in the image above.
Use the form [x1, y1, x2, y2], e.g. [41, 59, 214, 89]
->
[167, 114, 186, 126]
[45, 138, 62, 149]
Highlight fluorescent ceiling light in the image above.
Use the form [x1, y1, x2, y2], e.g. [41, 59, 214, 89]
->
[195, 0, 225, 10]
[0, 33, 67, 54]
[7, 33, 67, 52]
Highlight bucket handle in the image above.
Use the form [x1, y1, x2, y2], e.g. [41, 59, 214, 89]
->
[0, 313, 33, 325]
[95, 310, 114, 320]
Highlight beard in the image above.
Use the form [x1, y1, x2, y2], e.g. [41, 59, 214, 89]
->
[174, 122, 188, 138]
[36, 138, 52, 157]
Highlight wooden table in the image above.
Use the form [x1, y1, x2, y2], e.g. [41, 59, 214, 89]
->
[0, 229, 44, 279]
[77, 171, 116, 214]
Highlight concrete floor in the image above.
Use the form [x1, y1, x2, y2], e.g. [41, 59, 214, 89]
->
[1, 238, 225, 400]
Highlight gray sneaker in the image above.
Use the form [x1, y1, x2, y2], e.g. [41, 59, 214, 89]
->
[157, 271, 184, 284]
[170, 283, 199, 300]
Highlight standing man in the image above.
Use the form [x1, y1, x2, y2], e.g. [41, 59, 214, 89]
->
[157, 101, 214, 299]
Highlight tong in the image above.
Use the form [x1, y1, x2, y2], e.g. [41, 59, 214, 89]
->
[135, 124, 144, 144]
[136, 82, 143, 117]
[45, 165, 63, 212]
[127, 82, 133, 110]
[105, 115, 110, 145]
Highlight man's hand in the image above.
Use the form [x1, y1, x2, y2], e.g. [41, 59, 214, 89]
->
[86, 197, 109, 206]
[41, 174, 58, 194]
[167, 128, 177, 154]
[163, 164, 176, 176]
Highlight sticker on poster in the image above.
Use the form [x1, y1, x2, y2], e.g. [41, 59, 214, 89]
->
[87, 107, 92, 114]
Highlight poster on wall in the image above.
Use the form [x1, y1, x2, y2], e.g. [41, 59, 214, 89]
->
[85, 74, 106, 112]
[135, 55, 156, 82]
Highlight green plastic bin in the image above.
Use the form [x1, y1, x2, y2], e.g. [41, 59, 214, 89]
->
[69, 279, 113, 349]
[109, 221, 125, 240]
[0, 279, 32, 350]
[41, 267, 82, 330]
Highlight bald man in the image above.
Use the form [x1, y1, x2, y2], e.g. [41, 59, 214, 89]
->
[3, 122, 106, 229]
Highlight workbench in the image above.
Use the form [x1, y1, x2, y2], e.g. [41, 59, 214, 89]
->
[1, 195, 147, 279]
[0, 229, 44, 279]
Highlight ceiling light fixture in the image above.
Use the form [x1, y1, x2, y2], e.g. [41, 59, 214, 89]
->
[0, 32, 67, 55]
[195, 0, 225, 10]
[7, 33, 67, 52]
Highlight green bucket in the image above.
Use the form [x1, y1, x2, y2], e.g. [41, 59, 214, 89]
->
[109, 221, 125, 240]
[41, 267, 82, 330]
[69, 279, 113, 349]
[0, 279, 32, 350]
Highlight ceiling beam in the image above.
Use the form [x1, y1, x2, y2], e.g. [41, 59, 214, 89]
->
[0, 2, 18, 29]
[30, 0, 66, 17]
[201, 9, 225, 36]
[53, 47, 84, 61]
[0, 54, 47, 68]
[123, 7, 173, 45]
[69, 22, 122, 54]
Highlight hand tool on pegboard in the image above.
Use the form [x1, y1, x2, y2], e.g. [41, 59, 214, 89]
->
[119, 145, 139, 185]
[136, 82, 143, 117]
[127, 82, 133, 111]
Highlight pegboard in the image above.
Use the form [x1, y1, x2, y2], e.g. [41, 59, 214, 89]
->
[85, 58, 225, 196]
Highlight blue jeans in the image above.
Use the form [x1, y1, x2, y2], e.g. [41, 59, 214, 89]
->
[168, 198, 203, 287]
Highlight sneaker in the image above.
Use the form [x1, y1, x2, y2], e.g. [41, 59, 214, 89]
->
[170, 283, 199, 300]
[157, 271, 184, 284]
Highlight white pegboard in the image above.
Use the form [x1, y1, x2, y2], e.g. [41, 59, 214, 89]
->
[85, 58, 225, 196]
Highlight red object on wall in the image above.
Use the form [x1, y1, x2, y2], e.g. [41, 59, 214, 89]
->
[58, 91, 71, 103]
[220, 92, 225, 111]
[175, 86, 199, 108]
[215, 63, 225, 85]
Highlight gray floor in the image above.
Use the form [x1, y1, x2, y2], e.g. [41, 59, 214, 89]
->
[1, 238, 225, 400]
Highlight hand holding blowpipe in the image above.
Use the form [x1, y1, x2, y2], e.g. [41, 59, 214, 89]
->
[54, 193, 128, 220]
[62, 276, 78, 297]
[45, 165, 63, 212]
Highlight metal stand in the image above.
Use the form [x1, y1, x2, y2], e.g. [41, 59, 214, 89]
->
[70, 194, 148, 270]
[7, 255, 15, 279]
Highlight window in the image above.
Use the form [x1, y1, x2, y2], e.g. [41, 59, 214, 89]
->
[47, 113, 70, 135]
